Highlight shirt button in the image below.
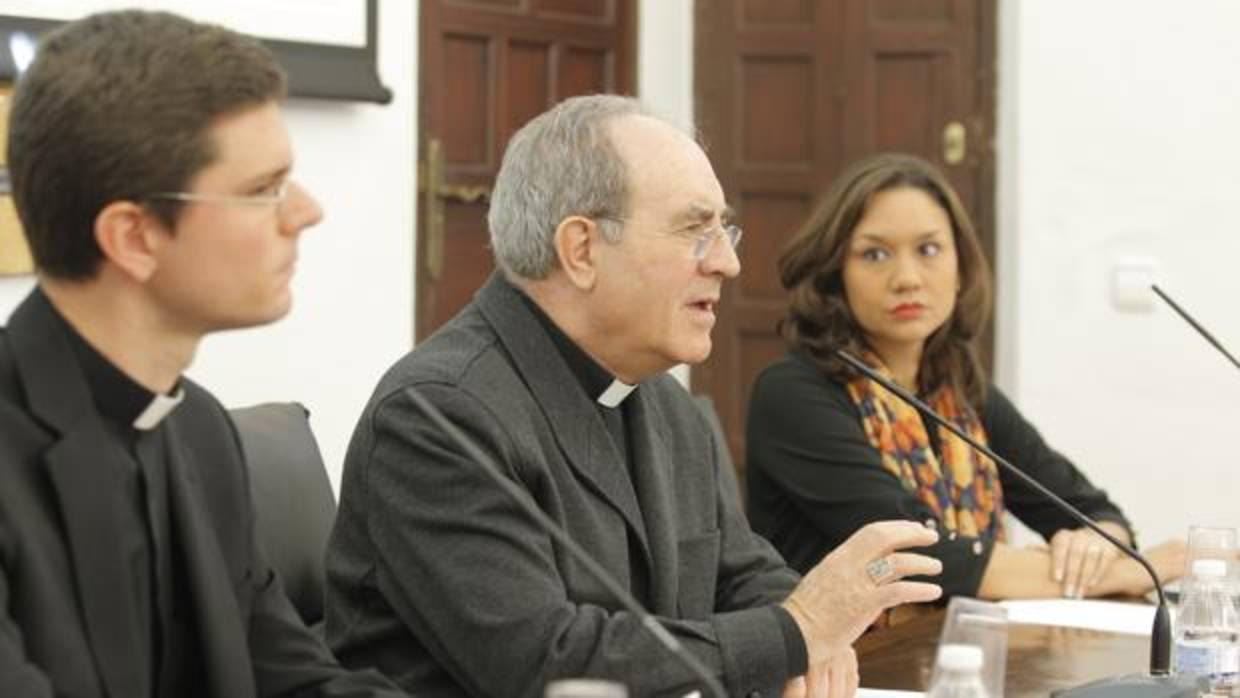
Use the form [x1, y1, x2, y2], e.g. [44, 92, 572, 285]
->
[973, 541, 984, 555]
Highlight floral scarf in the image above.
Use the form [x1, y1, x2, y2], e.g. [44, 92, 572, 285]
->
[845, 353, 1005, 541]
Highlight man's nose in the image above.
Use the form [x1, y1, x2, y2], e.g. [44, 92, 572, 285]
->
[280, 180, 324, 236]
[700, 230, 741, 278]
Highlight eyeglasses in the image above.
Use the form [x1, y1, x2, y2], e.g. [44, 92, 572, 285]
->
[597, 216, 744, 260]
[146, 180, 292, 209]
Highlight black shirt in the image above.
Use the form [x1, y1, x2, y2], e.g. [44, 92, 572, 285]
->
[746, 351, 1133, 598]
[55, 307, 192, 697]
[520, 291, 631, 463]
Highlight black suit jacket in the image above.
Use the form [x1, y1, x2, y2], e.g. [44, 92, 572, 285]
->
[0, 289, 402, 698]
[326, 274, 801, 698]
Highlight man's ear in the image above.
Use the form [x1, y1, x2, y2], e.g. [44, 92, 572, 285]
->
[94, 201, 165, 282]
[553, 215, 600, 291]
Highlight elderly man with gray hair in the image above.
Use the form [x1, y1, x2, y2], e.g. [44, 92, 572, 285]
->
[325, 95, 942, 698]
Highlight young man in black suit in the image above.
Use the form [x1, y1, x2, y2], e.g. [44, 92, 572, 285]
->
[0, 10, 404, 698]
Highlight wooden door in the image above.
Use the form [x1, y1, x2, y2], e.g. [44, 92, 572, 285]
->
[417, 0, 636, 340]
[695, 0, 997, 480]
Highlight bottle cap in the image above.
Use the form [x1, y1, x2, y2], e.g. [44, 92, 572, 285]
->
[936, 643, 984, 672]
[1192, 558, 1228, 579]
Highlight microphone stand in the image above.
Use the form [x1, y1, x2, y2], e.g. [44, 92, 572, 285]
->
[402, 386, 728, 698]
[835, 350, 1199, 698]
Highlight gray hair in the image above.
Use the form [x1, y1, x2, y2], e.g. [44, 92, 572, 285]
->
[488, 94, 657, 279]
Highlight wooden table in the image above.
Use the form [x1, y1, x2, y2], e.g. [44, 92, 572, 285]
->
[856, 609, 1151, 697]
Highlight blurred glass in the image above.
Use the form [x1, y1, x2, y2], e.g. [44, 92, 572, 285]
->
[931, 596, 1008, 697]
[1184, 526, 1239, 595]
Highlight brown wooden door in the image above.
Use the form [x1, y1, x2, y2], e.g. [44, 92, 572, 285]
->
[417, 0, 636, 340]
[694, 0, 997, 482]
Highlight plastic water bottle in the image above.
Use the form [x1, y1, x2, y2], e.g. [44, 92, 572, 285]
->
[1175, 558, 1240, 695]
[926, 643, 990, 698]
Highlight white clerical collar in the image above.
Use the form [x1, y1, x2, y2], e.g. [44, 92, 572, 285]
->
[596, 379, 637, 408]
[132, 388, 185, 430]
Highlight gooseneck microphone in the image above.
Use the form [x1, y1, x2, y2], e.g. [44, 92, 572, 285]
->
[835, 349, 1198, 698]
[401, 386, 727, 698]
[1151, 284, 1240, 372]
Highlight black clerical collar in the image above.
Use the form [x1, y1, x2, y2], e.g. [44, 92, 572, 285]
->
[514, 283, 637, 408]
[50, 298, 184, 430]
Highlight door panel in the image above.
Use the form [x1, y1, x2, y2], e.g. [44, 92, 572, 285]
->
[418, 0, 635, 341]
[696, 0, 997, 489]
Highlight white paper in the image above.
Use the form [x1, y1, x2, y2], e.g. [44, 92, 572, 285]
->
[858, 689, 924, 698]
[998, 598, 1156, 636]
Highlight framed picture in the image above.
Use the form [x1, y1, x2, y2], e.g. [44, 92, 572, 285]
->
[0, 84, 33, 275]
[0, 0, 391, 103]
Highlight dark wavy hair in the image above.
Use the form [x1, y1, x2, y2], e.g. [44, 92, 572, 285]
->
[777, 153, 992, 408]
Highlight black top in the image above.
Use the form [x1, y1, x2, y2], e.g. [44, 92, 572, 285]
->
[56, 305, 192, 697]
[0, 287, 404, 698]
[745, 351, 1132, 597]
[520, 290, 631, 463]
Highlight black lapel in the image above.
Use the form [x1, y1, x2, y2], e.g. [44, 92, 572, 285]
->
[9, 288, 147, 698]
[475, 274, 652, 564]
[162, 416, 255, 698]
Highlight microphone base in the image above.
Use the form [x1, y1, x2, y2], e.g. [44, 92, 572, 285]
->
[1050, 673, 1202, 698]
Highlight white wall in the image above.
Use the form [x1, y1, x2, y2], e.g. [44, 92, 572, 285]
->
[0, 0, 417, 494]
[638, 0, 695, 387]
[192, 0, 416, 494]
[638, 0, 694, 132]
[996, 0, 1240, 545]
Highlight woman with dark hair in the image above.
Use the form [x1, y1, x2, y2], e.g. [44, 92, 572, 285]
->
[746, 153, 1184, 600]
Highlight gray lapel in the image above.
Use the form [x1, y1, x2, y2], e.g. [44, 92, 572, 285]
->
[475, 274, 652, 565]
[624, 389, 681, 616]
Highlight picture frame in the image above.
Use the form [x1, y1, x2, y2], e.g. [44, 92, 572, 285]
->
[0, 0, 391, 103]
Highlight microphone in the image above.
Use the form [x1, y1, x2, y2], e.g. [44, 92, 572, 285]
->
[1151, 284, 1240, 372]
[835, 349, 1199, 698]
[401, 386, 727, 698]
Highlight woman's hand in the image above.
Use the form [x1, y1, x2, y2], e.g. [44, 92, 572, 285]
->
[1049, 522, 1130, 597]
[1091, 538, 1188, 597]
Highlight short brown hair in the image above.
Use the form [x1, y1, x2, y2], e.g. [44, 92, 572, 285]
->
[777, 153, 992, 407]
[6, 10, 287, 280]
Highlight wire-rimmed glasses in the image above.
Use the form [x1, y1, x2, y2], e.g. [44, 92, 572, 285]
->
[597, 215, 743, 260]
[145, 180, 292, 209]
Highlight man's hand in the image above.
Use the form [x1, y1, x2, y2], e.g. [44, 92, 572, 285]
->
[781, 649, 859, 698]
[781, 520, 942, 663]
